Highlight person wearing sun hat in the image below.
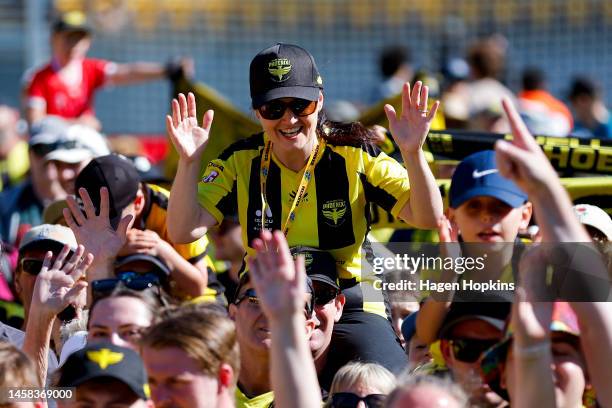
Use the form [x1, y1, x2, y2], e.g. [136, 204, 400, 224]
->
[572, 204, 612, 243]
[480, 302, 589, 407]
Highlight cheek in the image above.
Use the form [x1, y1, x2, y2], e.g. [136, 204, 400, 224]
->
[555, 360, 586, 393]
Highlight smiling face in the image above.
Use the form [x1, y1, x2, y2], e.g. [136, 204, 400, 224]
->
[255, 93, 323, 167]
[448, 196, 532, 243]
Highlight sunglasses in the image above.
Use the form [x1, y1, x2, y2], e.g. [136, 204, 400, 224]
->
[257, 98, 317, 120]
[92, 272, 160, 300]
[331, 392, 386, 408]
[30, 140, 85, 157]
[313, 284, 339, 306]
[450, 338, 499, 363]
[20, 253, 75, 275]
[235, 288, 315, 317]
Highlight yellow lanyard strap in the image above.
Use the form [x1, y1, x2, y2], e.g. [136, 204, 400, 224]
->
[260, 137, 326, 236]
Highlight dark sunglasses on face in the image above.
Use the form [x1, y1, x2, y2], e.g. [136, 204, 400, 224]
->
[450, 338, 499, 363]
[331, 392, 386, 408]
[30, 140, 84, 157]
[234, 288, 315, 317]
[257, 98, 317, 120]
[313, 284, 339, 306]
[20, 253, 75, 275]
[91, 272, 160, 300]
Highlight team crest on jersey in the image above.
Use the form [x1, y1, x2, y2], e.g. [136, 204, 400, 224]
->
[322, 199, 348, 227]
[268, 58, 292, 82]
[202, 170, 219, 183]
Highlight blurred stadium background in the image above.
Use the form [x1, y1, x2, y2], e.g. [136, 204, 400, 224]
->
[0, 0, 610, 134]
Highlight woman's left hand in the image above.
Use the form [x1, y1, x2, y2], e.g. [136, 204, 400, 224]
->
[384, 81, 440, 154]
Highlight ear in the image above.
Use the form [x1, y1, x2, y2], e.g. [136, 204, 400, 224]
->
[519, 201, 533, 230]
[439, 339, 454, 367]
[334, 294, 346, 323]
[217, 363, 234, 390]
[228, 304, 237, 321]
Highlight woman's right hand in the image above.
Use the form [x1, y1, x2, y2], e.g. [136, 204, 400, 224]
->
[166, 92, 214, 163]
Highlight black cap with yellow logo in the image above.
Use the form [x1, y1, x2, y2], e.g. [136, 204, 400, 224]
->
[58, 343, 150, 400]
[250, 43, 323, 109]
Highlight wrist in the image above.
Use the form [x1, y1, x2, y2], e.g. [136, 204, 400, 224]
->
[513, 340, 551, 360]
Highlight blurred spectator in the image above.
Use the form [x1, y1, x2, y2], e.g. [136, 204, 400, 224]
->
[0, 106, 29, 192]
[437, 301, 510, 407]
[88, 285, 164, 352]
[24, 11, 191, 130]
[74, 154, 216, 301]
[568, 76, 612, 138]
[518, 67, 573, 137]
[386, 374, 468, 408]
[324, 361, 396, 408]
[440, 58, 471, 129]
[55, 343, 153, 407]
[228, 272, 316, 407]
[208, 215, 244, 305]
[141, 307, 238, 408]
[572, 204, 612, 243]
[0, 342, 43, 407]
[401, 312, 433, 370]
[481, 302, 587, 408]
[14, 225, 78, 328]
[466, 36, 516, 132]
[370, 45, 413, 103]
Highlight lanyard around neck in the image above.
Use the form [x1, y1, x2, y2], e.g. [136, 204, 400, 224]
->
[260, 137, 326, 236]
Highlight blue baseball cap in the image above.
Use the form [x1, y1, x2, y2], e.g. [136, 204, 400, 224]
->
[449, 150, 528, 209]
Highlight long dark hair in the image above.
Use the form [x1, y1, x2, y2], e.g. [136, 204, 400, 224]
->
[316, 109, 376, 148]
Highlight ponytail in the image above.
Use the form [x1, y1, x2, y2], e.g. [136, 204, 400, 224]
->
[316, 110, 376, 148]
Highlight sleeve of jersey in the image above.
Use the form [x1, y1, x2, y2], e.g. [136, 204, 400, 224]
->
[88, 59, 114, 88]
[26, 72, 46, 109]
[362, 146, 411, 218]
[196, 155, 238, 225]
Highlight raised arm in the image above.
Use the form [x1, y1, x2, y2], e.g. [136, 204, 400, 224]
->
[106, 58, 193, 86]
[384, 82, 443, 229]
[166, 92, 218, 244]
[248, 230, 322, 408]
[23, 244, 92, 387]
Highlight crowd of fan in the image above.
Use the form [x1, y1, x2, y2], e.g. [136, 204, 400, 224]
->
[0, 11, 611, 408]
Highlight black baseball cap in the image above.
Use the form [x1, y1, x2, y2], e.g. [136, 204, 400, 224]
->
[250, 43, 324, 109]
[57, 343, 150, 400]
[438, 299, 511, 340]
[52, 11, 92, 34]
[290, 246, 339, 290]
[74, 154, 141, 229]
[115, 253, 172, 278]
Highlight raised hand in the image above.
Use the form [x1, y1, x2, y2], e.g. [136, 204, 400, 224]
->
[384, 81, 440, 154]
[248, 230, 308, 323]
[64, 187, 133, 262]
[495, 97, 557, 195]
[166, 92, 214, 163]
[30, 244, 93, 320]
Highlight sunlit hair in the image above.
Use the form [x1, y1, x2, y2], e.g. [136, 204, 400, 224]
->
[140, 307, 239, 386]
[328, 361, 396, 399]
[0, 342, 40, 391]
[386, 373, 469, 408]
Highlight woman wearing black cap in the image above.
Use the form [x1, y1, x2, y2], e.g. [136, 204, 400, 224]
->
[167, 43, 443, 374]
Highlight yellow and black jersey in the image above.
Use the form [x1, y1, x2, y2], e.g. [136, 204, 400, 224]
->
[235, 388, 274, 408]
[139, 184, 221, 300]
[197, 132, 410, 282]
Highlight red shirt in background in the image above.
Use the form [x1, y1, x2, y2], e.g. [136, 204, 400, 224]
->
[26, 58, 113, 119]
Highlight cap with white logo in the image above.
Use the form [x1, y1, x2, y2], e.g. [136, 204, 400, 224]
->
[449, 150, 528, 209]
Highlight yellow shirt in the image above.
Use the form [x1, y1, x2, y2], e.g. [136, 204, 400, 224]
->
[235, 388, 274, 408]
[197, 133, 410, 282]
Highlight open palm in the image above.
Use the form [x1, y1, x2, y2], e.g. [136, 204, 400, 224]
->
[166, 92, 214, 163]
[384, 81, 440, 154]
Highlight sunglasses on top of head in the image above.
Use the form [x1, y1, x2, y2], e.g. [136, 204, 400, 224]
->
[257, 98, 317, 120]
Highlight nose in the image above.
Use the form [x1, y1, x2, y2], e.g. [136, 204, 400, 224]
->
[357, 401, 366, 408]
[152, 385, 173, 408]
